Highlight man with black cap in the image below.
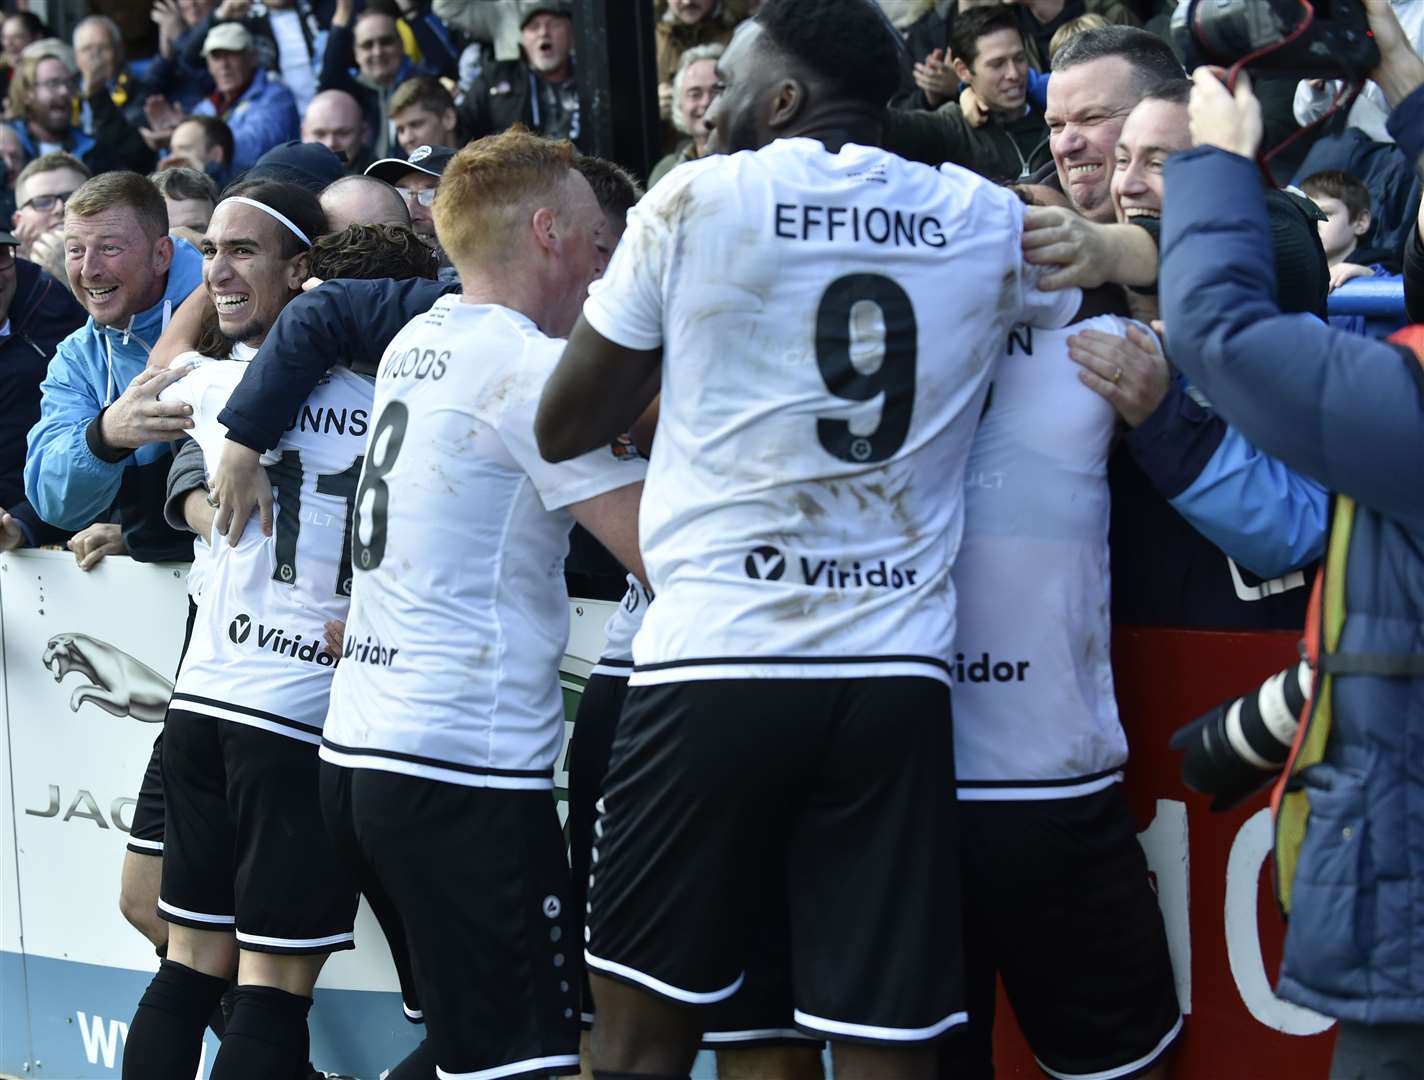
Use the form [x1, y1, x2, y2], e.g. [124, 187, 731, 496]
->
[247, 139, 348, 193]
[365, 143, 453, 251]
[461, 1, 582, 146]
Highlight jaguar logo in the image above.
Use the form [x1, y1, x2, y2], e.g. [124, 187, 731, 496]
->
[42, 633, 173, 724]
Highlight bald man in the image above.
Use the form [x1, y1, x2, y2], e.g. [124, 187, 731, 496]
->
[319, 174, 411, 231]
[301, 90, 371, 172]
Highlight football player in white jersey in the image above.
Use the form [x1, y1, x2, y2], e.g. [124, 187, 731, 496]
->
[535, 0, 1084, 1074]
[317, 130, 646, 1080]
[946, 200, 1182, 1078]
[121, 182, 356, 1080]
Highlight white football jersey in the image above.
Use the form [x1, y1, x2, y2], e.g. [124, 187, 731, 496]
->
[592, 573, 652, 677]
[320, 297, 647, 788]
[160, 353, 375, 742]
[952, 317, 1132, 798]
[583, 138, 1080, 685]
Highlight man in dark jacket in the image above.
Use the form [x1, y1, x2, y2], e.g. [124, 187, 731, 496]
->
[461, 1, 582, 146]
[1162, 2, 1424, 1067]
[884, 5, 1050, 181]
[0, 232, 86, 551]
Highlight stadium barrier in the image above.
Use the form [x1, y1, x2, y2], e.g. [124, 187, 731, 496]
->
[0, 550, 1338, 1077]
[1327, 277, 1408, 337]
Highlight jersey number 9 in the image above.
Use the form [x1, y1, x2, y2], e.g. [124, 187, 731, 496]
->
[814, 273, 918, 464]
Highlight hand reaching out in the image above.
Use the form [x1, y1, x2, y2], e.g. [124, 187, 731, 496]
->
[1067, 322, 1171, 428]
[211, 442, 273, 547]
[68, 522, 127, 571]
[1189, 68, 1263, 160]
[1329, 263, 1375, 291]
[913, 48, 957, 109]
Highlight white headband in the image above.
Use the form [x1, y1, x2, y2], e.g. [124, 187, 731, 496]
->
[217, 196, 312, 247]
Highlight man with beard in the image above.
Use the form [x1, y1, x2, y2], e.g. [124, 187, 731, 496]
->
[462, 2, 583, 146]
[119, 181, 358, 1080]
[3, 41, 154, 174]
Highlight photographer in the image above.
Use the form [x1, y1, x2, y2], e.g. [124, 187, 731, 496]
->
[1159, 0, 1424, 1070]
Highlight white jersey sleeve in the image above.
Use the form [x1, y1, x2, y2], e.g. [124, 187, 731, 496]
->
[493, 366, 646, 511]
[935, 164, 1081, 332]
[582, 163, 692, 351]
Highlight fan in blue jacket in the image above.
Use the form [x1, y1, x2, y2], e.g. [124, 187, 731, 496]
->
[23, 196, 203, 562]
[1161, 46, 1424, 1068]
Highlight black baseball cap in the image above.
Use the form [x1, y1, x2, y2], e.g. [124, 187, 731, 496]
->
[364, 144, 456, 185]
[521, 2, 573, 28]
[245, 140, 346, 193]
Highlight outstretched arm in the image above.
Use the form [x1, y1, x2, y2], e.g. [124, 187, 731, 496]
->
[1162, 70, 1424, 530]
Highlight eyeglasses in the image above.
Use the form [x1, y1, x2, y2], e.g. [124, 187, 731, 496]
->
[398, 187, 437, 207]
[0, 246, 15, 269]
[18, 191, 76, 213]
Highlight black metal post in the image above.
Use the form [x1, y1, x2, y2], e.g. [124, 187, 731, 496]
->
[574, 0, 661, 180]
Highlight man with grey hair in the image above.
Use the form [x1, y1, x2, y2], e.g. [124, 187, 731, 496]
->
[192, 22, 299, 172]
[649, 41, 722, 186]
[319, 173, 411, 232]
[72, 15, 143, 130]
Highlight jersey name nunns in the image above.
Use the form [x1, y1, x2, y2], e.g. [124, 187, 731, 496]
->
[159, 351, 375, 742]
[953, 317, 1141, 798]
[581, 139, 1080, 686]
[319, 296, 646, 788]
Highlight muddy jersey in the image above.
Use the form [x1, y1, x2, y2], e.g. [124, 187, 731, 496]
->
[952, 318, 1131, 798]
[160, 354, 374, 742]
[320, 297, 646, 788]
[583, 138, 1079, 685]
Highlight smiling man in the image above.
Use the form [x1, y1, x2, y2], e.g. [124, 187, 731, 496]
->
[1043, 26, 1182, 222]
[119, 183, 360, 1080]
[25, 170, 203, 544]
[884, 6, 1050, 182]
[23, 171, 204, 966]
[1109, 85, 1190, 235]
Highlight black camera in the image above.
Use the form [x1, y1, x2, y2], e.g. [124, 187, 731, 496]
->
[1169, 661, 1312, 811]
[1172, 0, 1380, 79]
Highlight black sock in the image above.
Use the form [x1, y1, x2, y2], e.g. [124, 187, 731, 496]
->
[122, 960, 229, 1080]
[385, 1037, 439, 1080]
[209, 985, 313, 1080]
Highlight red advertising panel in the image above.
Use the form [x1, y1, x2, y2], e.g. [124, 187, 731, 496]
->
[992, 627, 1337, 1076]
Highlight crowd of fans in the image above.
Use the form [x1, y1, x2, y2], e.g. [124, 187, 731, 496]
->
[0, 0, 1421, 1078]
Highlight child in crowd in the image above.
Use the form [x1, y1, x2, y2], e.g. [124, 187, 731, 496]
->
[1300, 169, 1401, 290]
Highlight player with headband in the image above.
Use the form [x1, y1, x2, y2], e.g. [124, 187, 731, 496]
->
[120, 180, 354, 1080]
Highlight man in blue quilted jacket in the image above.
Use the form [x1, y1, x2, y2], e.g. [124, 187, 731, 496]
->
[1161, 2, 1424, 1072]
